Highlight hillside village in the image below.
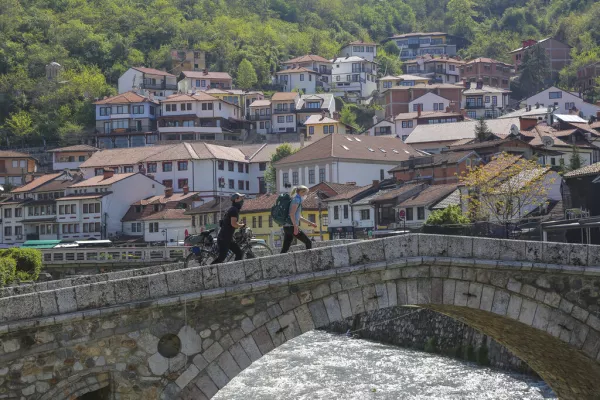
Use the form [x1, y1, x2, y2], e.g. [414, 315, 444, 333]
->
[2, 32, 600, 248]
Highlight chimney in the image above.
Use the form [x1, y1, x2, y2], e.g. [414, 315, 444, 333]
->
[102, 168, 114, 180]
[417, 103, 421, 118]
[333, 111, 341, 120]
[203, 68, 208, 75]
[183, 185, 189, 195]
[519, 117, 537, 131]
[165, 187, 174, 197]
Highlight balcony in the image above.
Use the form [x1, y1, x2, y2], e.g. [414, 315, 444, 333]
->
[314, 67, 332, 75]
[249, 115, 272, 121]
[465, 103, 485, 109]
[158, 126, 223, 133]
[141, 82, 178, 91]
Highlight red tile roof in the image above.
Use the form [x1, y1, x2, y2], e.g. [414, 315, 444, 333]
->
[48, 145, 100, 153]
[140, 208, 191, 221]
[345, 40, 378, 46]
[275, 67, 319, 75]
[371, 183, 425, 203]
[389, 32, 448, 39]
[240, 194, 279, 212]
[323, 185, 371, 202]
[397, 184, 459, 208]
[465, 57, 513, 67]
[69, 173, 138, 188]
[0, 150, 35, 159]
[271, 92, 299, 101]
[132, 67, 175, 77]
[94, 91, 158, 105]
[161, 92, 221, 102]
[180, 71, 232, 80]
[11, 173, 62, 193]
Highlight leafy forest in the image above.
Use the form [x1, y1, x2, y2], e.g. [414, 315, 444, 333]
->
[1, 0, 600, 146]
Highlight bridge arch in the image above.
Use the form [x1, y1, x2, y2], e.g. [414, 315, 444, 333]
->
[38, 368, 113, 400]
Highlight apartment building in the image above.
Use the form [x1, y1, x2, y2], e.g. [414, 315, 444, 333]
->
[270, 92, 300, 141]
[94, 92, 160, 148]
[169, 49, 206, 75]
[177, 70, 233, 93]
[117, 67, 178, 100]
[248, 99, 273, 135]
[403, 54, 464, 84]
[460, 58, 513, 89]
[121, 187, 198, 243]
[56, 170, 164, 240]
[389, 32, 469, 61]
[525, 86, 600, 118]
[331, 56, 378, 100]
[383, 83, 463, 118]
[462, 82, 511, 119]
[158, 93, 245, 142]
[49, 145, 99, 171]
[276, 55, 332, 93]
[339, 41, 378, 62]
[0, 151, 38, 186]
[274, 134, 421, 192]
[509, 38, 571, 81]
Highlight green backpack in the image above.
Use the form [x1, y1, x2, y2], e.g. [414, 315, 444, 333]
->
[271, 193, 292, 226]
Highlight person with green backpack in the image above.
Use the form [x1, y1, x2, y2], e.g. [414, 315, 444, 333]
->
[271, 185, 317, 253]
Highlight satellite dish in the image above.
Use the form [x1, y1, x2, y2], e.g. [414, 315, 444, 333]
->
[541, 136, 554, 148]
[509, 124, 520, 137]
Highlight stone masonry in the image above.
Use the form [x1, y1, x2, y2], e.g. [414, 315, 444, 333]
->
[0, 235, 600, 399]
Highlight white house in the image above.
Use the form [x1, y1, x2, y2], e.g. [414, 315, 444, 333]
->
[462, 83, 511, 119]
[339, 41, 378, 62]
[325, 183, 380, 239]
[158, 93, 243, 142]
[409, 92, 453, 113]
[363, 117, 396, 136]
[56, 170, 164, 240]
[117, 67, 177, 100]
[525, 86, 600, 118]
[274, 134, 421, 193]
[270, 92, 300, 139]
[275, 68, 319, 94]
[141, 209, 192, 243]
[295, 93, 337, 126]
[49, 145, 99, 171]
[395, 110, 464, 142]
[396, 184, 460, 228]
[331, 56, 378, 100]
[177, 71, 233, 93]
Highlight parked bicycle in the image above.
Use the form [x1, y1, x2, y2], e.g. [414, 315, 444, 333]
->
[183, 226, 273, 267]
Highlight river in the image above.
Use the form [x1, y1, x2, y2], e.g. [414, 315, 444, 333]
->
[215, 331, 555, 400]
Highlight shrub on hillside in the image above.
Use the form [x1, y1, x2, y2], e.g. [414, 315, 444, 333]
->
[0, 248, 42, 282]
[0, 257, 17, 287]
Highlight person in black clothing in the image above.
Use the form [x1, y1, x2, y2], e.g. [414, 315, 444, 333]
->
[212, 193, 246, 264]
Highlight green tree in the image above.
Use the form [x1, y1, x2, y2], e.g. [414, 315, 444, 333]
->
[474, 117, 492, 142]
[447, 0, 478, 40]
[264, 143, 297, 193]
[339, 104, 358, 129]
[3, 110, 35, 138]
[426, 205, 470, 225]
[236, 59, 258, 90]
[516, 44, 550, 98]
[568, 146, 583, 171]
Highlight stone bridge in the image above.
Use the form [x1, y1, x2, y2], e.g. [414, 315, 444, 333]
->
[1, 235, 600, 400]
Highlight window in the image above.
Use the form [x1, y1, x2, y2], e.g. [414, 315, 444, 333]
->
[417, 207, 425, 220]
[333, 206, 339, 220]
[467, 111, 477, 119]
[300, 74, 304, 81]
[147, 163, 157, 173]
[123, 165, 134, 173]
[99, 107, 111, 116]
[252, 216, 257, 228]
[201, 80, 206, 87]
[163, 179, 173, 188]
[283, 173, 289, 185]
[178, 179, 188, 189]
[218, 160, 224, 170]
[3, 208, 11, 218]
[292, 171, 299, 185]
[268, 215, 273, 227]
[131, 223, 142, 233]
[149, 222, 159, 233]
[238, 180, 244, 190]
[228, 179, 235, 189]
[95, 168, 103, 176]
[78, 155, 86, 162]
[401, 120, 414, 129]
[286, 115, 293, 123]
[549, 91, 562, 99]
[132, 105, 144, 114]
[308, 170, 315, 184]
[492, 96, 497, 105]
[309, 126, 314, 135]
[405, 208, 413, 221]
[259, 162, 267, 171]
[565, 102, 575, 110]
[380, 169, 385, 180]
[83, 204, 88, 214]
[187, 103, 192, 111]
[163, 162, 172, 172]
[550, 157, 556, 166]
[308, 214, 316, 224]
[484, 96, 490, 103]
[258, 216, 263, 228]
[176, 161, 188, 171]
[228, 162, 234, 172]
[246, 181, 249, 191]
[319, 168, 325, 183]
[343, 205, 349, 219]
[15, 208, 22, 218]
[360, 209, 370, 220]
[4, 227, 12, 236]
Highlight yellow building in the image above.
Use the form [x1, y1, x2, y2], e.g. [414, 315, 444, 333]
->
[304, 114, 352, 136]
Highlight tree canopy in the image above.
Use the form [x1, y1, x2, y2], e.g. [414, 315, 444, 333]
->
[264, 143, 298, 193]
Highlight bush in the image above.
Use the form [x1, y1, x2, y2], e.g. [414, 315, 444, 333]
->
[0, 248, 42, 282]
[0, 257, 17, 287]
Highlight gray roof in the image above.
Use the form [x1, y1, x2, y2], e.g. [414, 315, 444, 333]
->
[431, 189, 461, 209]
[463, 86, 510, 95]
[497, 108, 549, 119]
[296, 93, 335, 110]
[353, 189, 394, 206]
[405, 118, 520, 144]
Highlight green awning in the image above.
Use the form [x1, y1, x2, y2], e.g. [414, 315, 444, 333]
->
[21, 240, 62, 249]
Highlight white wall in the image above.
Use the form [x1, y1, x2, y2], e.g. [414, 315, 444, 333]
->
[144, 219, 192, 243]
[194, 159, 253, 197]
[395, 119, 417, 140]
[409, 92, 451, 112]
[352, 204, 375, 228]
[118, 69, 139, 94]
[526, 87, 600, 118]
[327, 200, 352, 228]
[340, 45, 378, 62]
[332, 60, 378, 98]
[0, 205, 25, 245]
[281, 73, 317, 94]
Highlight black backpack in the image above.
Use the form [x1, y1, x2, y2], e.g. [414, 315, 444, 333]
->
[271, 193, 292, 226]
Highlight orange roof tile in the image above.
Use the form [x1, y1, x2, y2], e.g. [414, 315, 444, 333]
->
[69, 173, 138, 188]
[11, 173, 62, 193]
[282, 55, 332, 64]
[132, 67, 175, 77]
[94, 91, 158, 105]
[271, 92, 299, 101]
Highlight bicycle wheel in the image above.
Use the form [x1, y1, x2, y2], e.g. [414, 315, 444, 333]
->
[248, 242, 273, 258]
[184, 250, 215, 267]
